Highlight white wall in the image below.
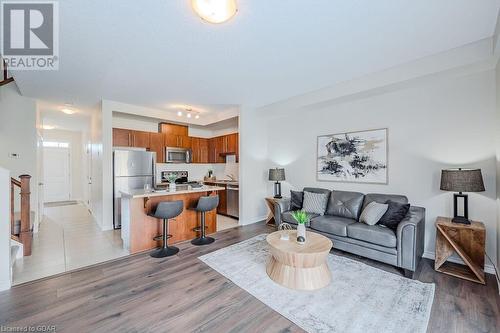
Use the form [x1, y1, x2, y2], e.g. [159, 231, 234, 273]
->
[239, 106, 269, 224]
[0, 84, 38, 225]
[43, 129, 86, 201]
[90, 106, 104, 228]
[496, 62, 500, 280]
[0, 167, 11, 291]
[244, 69, 498, 270]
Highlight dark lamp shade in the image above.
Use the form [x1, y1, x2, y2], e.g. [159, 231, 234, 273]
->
[269, 168, 285, 181]
[440, 168, 485, 193]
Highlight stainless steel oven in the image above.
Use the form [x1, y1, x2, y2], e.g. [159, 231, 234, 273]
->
[165, 147, 192, 163]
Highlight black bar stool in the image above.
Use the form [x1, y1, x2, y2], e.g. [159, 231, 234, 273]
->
[148, 200, 183, 258]
[191, 195, 219, 246]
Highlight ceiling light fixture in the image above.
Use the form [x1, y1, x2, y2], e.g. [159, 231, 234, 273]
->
[195, 114, 200, 119]
[42, 125, 55, 130]
[187, 113, 192, 118]
[191, 0, 238, 24]
[61, 108, 76, 115]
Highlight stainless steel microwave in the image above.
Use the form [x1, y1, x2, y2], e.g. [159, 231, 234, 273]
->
[165, 147, 192, 163]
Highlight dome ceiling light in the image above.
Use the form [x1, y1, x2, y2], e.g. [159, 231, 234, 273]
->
[191, 0, 238, 24]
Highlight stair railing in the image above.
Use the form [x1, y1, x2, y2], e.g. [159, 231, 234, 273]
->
[10, 175, 32, 256]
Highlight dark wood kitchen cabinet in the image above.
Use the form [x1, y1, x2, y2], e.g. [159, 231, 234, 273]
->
[192, 137, 209, 163]
[159, 123, 188, 136]
[149, 132, 165, 162]
[208, 133, 239, 163]
[113, 128, 150, 148]
[131, 130, 150, 148]
[114, 124, 238, 164]
[164, 134, 191, 149]
[113, 128, 132, 147]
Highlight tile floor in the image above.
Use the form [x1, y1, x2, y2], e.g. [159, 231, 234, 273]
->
[12, 202, 128, 285]
[216, 214, 239, 231]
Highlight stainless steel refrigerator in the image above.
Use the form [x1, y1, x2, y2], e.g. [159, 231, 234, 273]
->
[113, 149, 156, 229]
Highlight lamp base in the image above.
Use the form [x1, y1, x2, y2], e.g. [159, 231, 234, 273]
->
[273, 181, 282, 199]
[452, 216, 471, 225]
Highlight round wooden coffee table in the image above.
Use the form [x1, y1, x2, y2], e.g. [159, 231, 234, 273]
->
[266, 230, 333, 290]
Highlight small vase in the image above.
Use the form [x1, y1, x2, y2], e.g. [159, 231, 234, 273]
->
[297, 224, 306, 244]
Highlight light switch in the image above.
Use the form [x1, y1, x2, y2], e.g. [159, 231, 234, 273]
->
[8, 153, 20, 159]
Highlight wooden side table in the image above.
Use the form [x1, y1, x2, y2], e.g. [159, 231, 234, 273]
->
[265, 197, 287, 226]
[434, 216, 485, 284]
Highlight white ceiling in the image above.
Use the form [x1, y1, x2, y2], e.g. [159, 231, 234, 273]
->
[12, 0, 500, 114]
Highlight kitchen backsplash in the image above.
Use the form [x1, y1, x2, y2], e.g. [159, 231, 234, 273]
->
[156, 155, 239, 183]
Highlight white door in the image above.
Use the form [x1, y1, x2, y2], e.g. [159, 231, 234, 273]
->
[43, 146, 71, 202]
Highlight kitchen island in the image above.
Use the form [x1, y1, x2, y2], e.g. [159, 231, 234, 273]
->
[120, 185, 225, 254]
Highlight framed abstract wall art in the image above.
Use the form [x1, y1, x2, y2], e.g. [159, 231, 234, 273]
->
[317, 128, 388, 184]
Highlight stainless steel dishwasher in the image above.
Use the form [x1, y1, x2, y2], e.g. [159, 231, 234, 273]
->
[226, 184, 239, 219]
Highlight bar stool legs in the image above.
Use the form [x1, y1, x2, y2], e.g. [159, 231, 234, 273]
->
[191, 211, 215, 246]
[151, 218, 179, 258]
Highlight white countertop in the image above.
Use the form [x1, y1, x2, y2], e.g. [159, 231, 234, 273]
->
[121, 185, 225, 199]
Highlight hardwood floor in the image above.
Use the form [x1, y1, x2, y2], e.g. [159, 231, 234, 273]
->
[1, 222, 499, 333]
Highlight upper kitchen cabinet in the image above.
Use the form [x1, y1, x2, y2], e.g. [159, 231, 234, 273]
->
[132, 130, 150, 148]
[149, 132, 165, 162]
[209, 133, 239, 163]
[112, 128, 150, 148]
[192, 137, 209, 163]
[164, 134, 191, 149]
[113, 128, 132, 147]
[226, 133, 238, 155]
[159, 123, 188, 136]
[160, 123, 191, 149]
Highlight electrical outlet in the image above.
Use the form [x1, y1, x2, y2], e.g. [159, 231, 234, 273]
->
[8, 153, 20, 159]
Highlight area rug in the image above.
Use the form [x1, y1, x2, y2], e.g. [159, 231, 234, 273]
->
[199, 234, 435, 333]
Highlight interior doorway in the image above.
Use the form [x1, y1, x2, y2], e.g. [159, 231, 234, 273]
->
[43, 143, 71, 202]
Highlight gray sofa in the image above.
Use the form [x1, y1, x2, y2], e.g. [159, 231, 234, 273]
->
[274, 187, 425, 278]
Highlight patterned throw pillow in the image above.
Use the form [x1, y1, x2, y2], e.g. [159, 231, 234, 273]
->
[302, 191, 329, 215]
[359, 202, 389, 225]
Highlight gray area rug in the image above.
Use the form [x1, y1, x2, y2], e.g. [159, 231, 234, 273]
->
[199, 234, 435, 333]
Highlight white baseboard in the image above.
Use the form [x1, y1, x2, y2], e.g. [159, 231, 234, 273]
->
[423, 251, 496, 275]
[240, 215, 268, 226]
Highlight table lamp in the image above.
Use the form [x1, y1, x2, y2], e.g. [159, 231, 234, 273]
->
[269, 168, 285, 199]
[440, 168, 485, 224]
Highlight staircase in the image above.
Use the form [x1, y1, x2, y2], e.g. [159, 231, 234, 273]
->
[10, 175, 32, 256]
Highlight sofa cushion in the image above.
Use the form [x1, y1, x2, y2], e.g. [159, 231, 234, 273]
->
[326, 190, 365, 219]
[303, 191, 329, 215]
[290, 190, 303, 211]
[347, 223, 397, 248]
[362, 193, 408, 211]
[282, 211, 319, 226]
[309, 215, 357, 237]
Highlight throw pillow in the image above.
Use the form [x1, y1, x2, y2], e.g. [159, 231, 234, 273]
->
[290, 190, 304, 211]
[378, 200, 411, 231]
[302, 191, 329, 216]
[359, 202, 389, 225]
